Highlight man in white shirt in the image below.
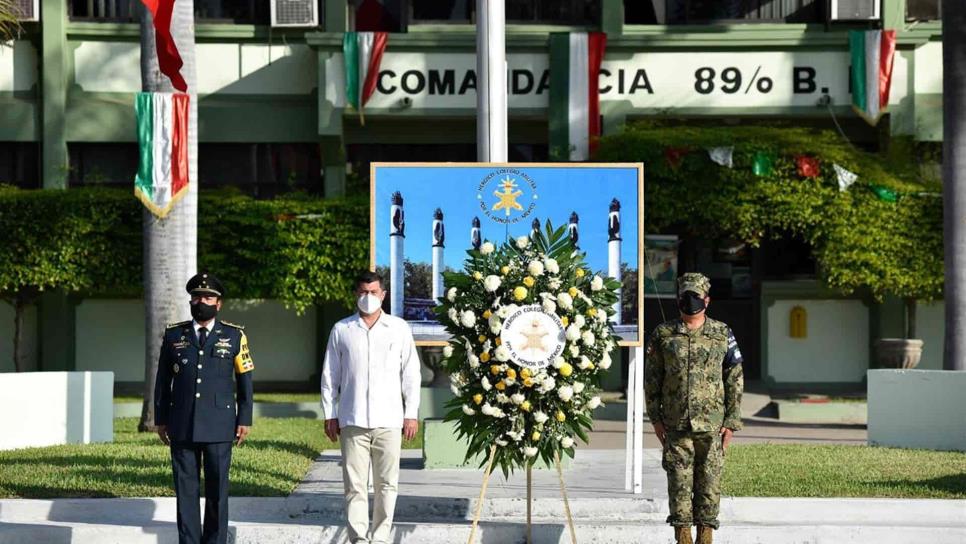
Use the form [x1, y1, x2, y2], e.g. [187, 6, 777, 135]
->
[320, 270, 422, 544]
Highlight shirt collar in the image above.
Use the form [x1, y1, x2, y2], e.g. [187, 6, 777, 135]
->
[354, 312, 390, 329]
[193, 319, 217, 333]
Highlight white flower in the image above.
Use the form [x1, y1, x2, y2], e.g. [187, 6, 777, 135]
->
[484, 275, 502, 292]
[560, 436, 575, 448]
[552, 357, 565, 369]
[451, 384, 461, 396]
[523, 446, 538, 457]
[495, 438, 509, 446]
[496, 393, 509, 404]
[511, 393, 525, 405]
[595, 308, 608, 322]
[516, 236, 529, 249]
[578, 356, 592, 370]
[581, 331, 596, 347]
[481, 403, 495, 416]
[542, 299, 557, 314]
[494, 345, 511, 362]
[447, 287, 458, 302]
[527, 260, 545, 276]
[492, 408, 505, 418]
[468, 354, 480, 368]
[489, 314, 502, 335]
[505, 376, 516, 385]
[574, 315, 586, 328]
[480, 241, 495, 255]
[558, 386, 574, 402]
[599, 352, 612, 370]
[507, 430, 523, 442]
[447, 308, 459, 323]
[544, 258, 560, 274]
[549, 278, 563, 290]
[557, 292, 573, 310]
[538, 376, 556, 393]
[460, 310, 477, 328]
[591, 275, 604, 291]
[569, 345, 580, 357]
[443, 345, 454, 358]
[587, 396, 602, 409]
[572, 382, 586, 394]
[482, 376, 492, 390]
[462, 405, 476, 415]
[533, 411, 549, 424]
[565, 324, 581, 342]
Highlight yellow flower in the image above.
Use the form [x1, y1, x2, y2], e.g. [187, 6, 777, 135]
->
[568, 286, 579, 297]
[480, 352, 491, 363]
[506, 368, 517, 380]
[479, 334, 487, 343]
[483, 310, 492, 319]
[576, 269, 585, 278]
[523, 377, 534, 387]
[495, 337, 502, 346]
[501, 265, 510, 275]
[587, 307, 598, 317]
[520, 400, 532, 411]
[495, 380, 507, 391]
[490, 364, 502, 375]
[513, 286, 528, 301]
[473, 271, 483, 280]
[558, 363, 573, 377]
[556, 410, 567, 422]
[531, 431, 541, 441]
[561, 316, 569, 327]
[473, 394, 483, 405]
[587, 362, 596, 370]
[523, 276, 535, 288]
[520, 368, 531, 379]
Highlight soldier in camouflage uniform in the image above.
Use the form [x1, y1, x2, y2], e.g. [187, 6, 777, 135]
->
[644, 272, 744, 544]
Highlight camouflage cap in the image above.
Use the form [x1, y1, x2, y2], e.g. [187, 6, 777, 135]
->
[677, 272, 711, 297]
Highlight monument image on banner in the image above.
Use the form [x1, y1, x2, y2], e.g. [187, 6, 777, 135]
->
[371, 162, 643, 346]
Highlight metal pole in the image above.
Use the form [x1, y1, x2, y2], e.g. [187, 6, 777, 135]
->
[476, 0, 507, 162]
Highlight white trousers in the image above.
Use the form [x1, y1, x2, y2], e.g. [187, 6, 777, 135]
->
[340, 426, 402, 544]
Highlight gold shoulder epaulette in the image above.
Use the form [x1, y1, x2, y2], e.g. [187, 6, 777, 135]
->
[166, 320, 191, 329]
[221, 320, 245, 330]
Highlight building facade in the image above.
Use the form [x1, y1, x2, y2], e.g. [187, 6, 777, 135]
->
[0, 0, 945, 393]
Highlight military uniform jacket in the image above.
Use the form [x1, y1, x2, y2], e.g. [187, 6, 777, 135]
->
[644, 317, 744, 432]
[154, 320, 254, 442]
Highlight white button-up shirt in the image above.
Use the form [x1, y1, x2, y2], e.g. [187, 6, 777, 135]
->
[320, 312, 422, 429]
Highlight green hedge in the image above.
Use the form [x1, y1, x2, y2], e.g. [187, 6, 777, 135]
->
[0, 187, 369, 312]
[595, 125, 944, 301]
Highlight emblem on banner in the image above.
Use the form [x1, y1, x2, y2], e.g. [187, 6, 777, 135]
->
[500, 305, 566, 370]
[477, 169, 538, 224]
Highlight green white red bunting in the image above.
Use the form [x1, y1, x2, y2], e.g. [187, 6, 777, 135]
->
[834, 163, 857, 192]
[343, 31, 388, 125]
[550, 32, 607, 161]
[849, 30, 896, 126]
[134, 92, 189, 219]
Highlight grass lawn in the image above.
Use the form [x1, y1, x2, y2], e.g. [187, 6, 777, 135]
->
[723, 444, 966, 499]
[0, 418, 423, 499]
[114, 393, 321, 404]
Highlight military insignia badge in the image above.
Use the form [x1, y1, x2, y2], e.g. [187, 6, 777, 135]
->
[233, 332, 255, 374]
[173, 363, 180, 374]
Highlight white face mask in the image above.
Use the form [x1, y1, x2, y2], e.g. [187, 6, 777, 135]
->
[357, 293, 382, 315]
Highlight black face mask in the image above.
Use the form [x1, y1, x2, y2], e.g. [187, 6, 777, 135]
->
[190, 301, 218, 322]
[678, 292, 706, 316]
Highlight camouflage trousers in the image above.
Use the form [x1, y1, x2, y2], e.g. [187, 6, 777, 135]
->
[661, 429, 723, 529]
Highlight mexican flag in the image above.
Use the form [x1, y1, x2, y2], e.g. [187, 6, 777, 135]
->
[549, 32, 607, 161]
[134, 92, 190, 219]
[343, 31, 388, 125]
[849, 29, 896, 126]
[139, 0, 186, 92]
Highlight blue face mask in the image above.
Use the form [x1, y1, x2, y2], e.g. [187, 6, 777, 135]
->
[678, 292, 706, 316]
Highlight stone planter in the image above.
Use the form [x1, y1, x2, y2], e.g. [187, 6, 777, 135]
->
[872, 338, 923, 369]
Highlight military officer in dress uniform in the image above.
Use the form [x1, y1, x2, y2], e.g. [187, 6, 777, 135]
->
[154, 272, 254, 544]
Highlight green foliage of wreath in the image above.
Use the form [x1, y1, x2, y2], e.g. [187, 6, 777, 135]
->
[595, 124, 943, 301]
[436, 223, 621, 476]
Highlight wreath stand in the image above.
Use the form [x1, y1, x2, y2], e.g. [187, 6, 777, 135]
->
[466, 445, 578, 544]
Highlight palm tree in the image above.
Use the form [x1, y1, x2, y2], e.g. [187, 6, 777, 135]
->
[138, 0, 199, 431]
[0, 0, 22, 40]
[943, 3, 966, 371]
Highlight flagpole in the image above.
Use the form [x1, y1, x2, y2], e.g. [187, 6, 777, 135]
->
[476, 0, 507, 162]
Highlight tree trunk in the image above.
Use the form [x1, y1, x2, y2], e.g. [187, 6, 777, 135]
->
[943, 2, 966, 371]
[138, 0, 199, 431]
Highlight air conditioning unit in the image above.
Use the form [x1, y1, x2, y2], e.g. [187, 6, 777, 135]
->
[829, 0, 881, 20]
[13, 0, 39, 22]
[270, 0, 318, 27]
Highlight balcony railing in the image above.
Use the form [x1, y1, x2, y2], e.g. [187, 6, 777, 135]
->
[68, 0, 270, 24]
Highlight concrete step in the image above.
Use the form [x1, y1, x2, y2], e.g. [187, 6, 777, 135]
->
[1, 520, 963, 544]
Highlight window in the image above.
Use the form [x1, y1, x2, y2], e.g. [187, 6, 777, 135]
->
[0, 142, 40, 189]
[409, 0, 599, 25]
[68, 0, 276, 23]
[68, 143, 139, 187]
[907, 0, 941, 21]
[625, 0, 824, 24]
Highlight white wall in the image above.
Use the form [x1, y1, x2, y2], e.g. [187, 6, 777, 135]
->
[0, 371, 113, 450]
[0, 40, 38, 92]
[915, 301, 944, 370]
[0, 301, 39, 373]
[74, 299, 317, 382]
[767, 299, 869, 383]
[868, 369, 966, 451]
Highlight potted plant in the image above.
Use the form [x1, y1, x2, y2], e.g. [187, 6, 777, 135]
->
[873, 298, 924, 369]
